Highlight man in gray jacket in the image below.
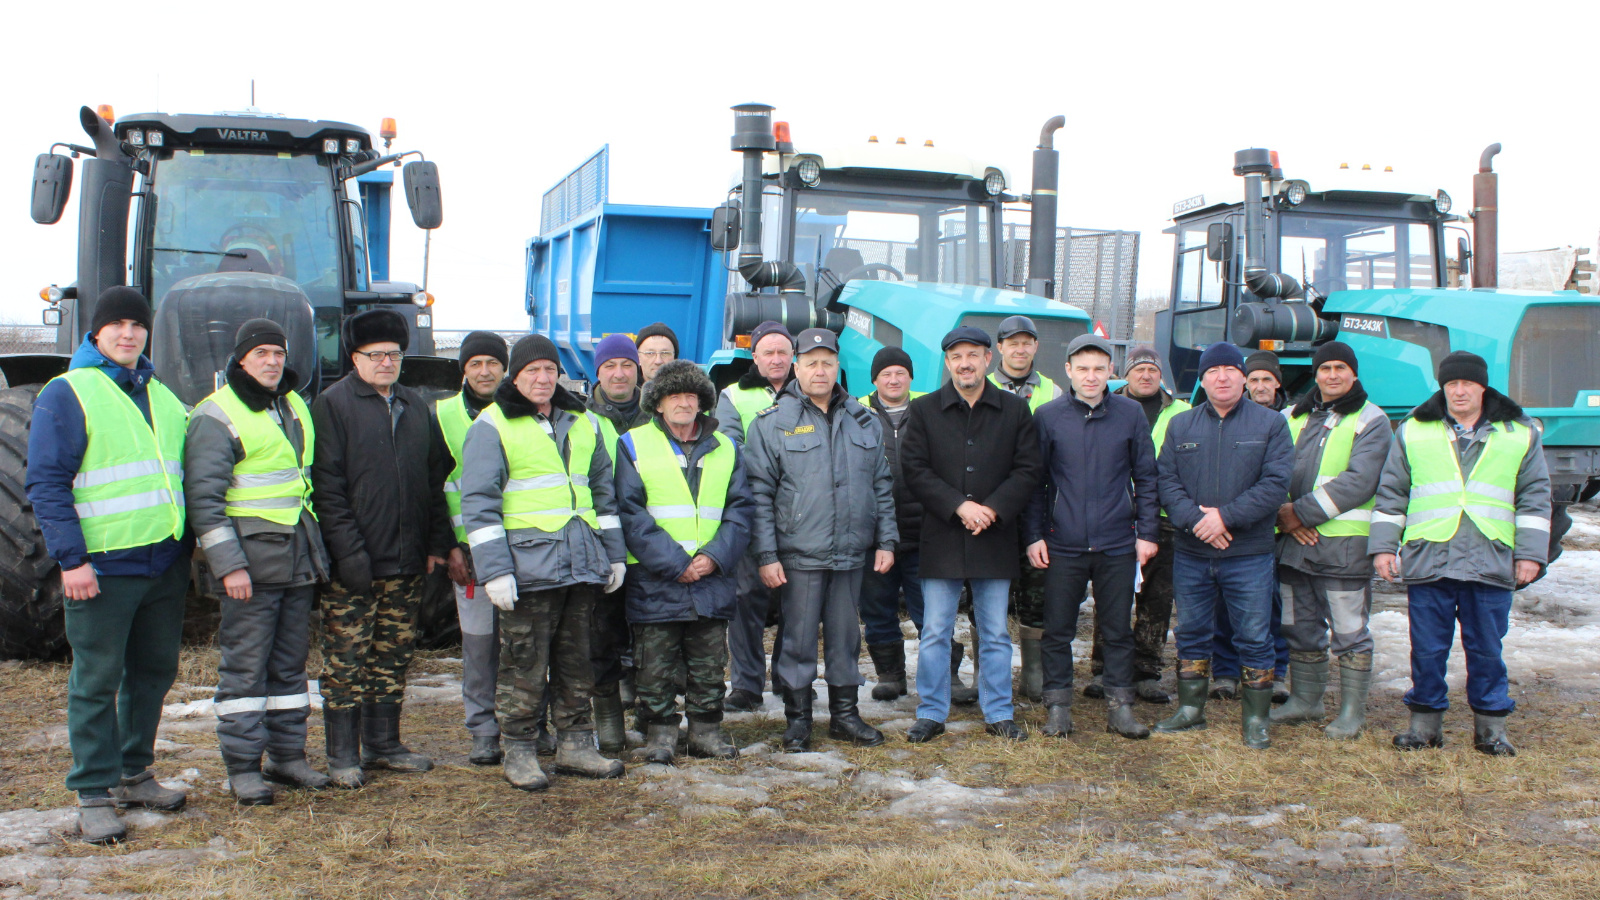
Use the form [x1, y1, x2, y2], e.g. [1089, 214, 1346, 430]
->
[1270, 342, 1390, 739]
[459, 335, 629, 790]
[1370, 350, 1550, 756]
[186, 319, 331, 804]
[746, 328, 897, 752]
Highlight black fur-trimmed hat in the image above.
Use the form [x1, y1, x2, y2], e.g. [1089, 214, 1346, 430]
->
[642, 359, 716, 415]
[344, 307, 410, 353]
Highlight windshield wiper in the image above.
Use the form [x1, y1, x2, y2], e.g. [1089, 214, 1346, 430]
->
[151, 248, 247, 257]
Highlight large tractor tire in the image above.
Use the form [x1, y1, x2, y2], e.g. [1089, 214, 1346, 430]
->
[0, 385, 68, 660]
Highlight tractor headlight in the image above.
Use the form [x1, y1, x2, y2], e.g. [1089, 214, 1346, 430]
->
[412, 291, 434, 307]
[1284, 180, 1308, 206]
[1435, 190, 1452, 214]
[323, 139, 340, 154]
[127, 130, 144, 147]
[147, 130, 164, 147]
[984, 169, 1006, 196]
[345, 138, 361, 154]
[796, 158, 821, 187]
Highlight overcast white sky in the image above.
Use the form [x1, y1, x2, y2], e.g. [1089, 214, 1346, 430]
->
[2, 0, 1596, 331]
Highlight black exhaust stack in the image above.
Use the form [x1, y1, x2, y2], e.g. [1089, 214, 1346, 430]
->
[74, 106, 136, 343]
[1472, 143, 1501, 289]
[1027, 116, 1065, 298]
[1233, 148, 1299, 300]
[731, 104, 805, 293]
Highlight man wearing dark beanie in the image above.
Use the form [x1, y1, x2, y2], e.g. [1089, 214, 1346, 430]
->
[1154, 341, 1293, 749]
[27, 286, 191, 843]
[1244, 350, 1286, 411]
[436, 330, 510, 765]
[634, 323, 679, 382]
[1372, 350, 1550, 757]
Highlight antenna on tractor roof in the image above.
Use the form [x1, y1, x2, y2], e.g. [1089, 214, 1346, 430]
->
[251, 79, 255, 107]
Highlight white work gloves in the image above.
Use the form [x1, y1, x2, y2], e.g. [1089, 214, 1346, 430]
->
[485, 573, 518, 611]
[605, 562, 627, 594]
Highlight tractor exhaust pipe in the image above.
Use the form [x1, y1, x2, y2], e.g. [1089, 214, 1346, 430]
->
[75, 105, 136, 341]
[730, 103, 805, 293]
[1027, 115, 1065, 298]
[1233, 148, 1299, 299]
[1472, 143, 1501, 289]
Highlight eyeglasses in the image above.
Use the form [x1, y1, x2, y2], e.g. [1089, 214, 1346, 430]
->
[358, 350, 404, 362]
[639, 350, 675, 360]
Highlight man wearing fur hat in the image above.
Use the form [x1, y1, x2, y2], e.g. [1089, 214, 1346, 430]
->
[311, 308, 454, 786]
[614, 360, 754, 764]
[1372, 350, 1550, 756]
[436, 330, 510, 765]
[186, 318, 332, 804]
[459, 335, 629, 790]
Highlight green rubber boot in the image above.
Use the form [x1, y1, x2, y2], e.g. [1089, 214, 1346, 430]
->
[1324, 657, 1373, 740]
[1271, 657, 1329, 724]
[1152, 677, 1209, 733]
[1240, 685, 1273, 750]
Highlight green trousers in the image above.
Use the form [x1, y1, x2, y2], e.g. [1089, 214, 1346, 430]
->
[63, 560, 188, 794]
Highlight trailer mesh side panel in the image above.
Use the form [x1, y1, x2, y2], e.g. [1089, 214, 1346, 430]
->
[1511, 305, 1600, 408]
[540, 146, 610, 236]
[1003, 225, 1140, 343]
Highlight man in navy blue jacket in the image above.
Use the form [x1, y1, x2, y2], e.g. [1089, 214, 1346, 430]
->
[1025, 335, 1159, 740]
[1154, 341, 1293, 749]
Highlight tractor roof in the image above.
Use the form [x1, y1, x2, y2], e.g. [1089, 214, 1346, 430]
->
[112, 111, 373, 153]
[766, 139, 1009, 186]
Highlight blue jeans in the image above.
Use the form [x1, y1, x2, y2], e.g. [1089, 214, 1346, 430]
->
[916, 578, 1013, 724]
[1211, 581, 1289, 680]
[1172, 552, 1276, 674]
[859, 550, 924, 645]
[1403, 579, 1515, 715]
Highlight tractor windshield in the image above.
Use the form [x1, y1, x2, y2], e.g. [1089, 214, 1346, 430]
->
[792, 193, 993, 294]
[1280, 215, 1438, 293]
[142, 150, 351, 309]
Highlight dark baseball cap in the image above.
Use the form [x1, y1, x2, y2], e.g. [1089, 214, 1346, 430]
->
[795, 328, 839, 353]
[940, 325, 993, 351]
[996, 315, 1038, 340]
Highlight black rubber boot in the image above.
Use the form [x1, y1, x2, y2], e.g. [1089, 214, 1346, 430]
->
[1240, 685, 1273, 750]
[687, 719, 740, 759]
[782, 688, 813, 752]
[263, 754, 331, 789]
[1153, 677, 1209, 733]
[643, 723, 677, 765]
[906, 718, 945, 743]
[867, 642, 908, 701]
[1105, 687, 1151, 740]
[1473, 713, 1517, 757]
[724, 688, 763, 712]
[950, 642, 979, 705]
[323, 706, 367, 789]
[468, 735, 503, 766]
[1324, 658, 1373, 741]
[359, 703, 434, 773]
[1393, 710, 1445, 751]
[592, 683, 627, 753]
[1083, 673, 1105, 699]
[1039, 688, 1074, 737]
[1271, 657, 1329, 724]
[827, 685, 885, 747]
[1018, 627, 1044, 702]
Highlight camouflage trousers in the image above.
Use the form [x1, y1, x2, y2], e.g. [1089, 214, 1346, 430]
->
[498, 584, 596, 739]
[319, 575, 423, 709]
[633, 616, 729, 727]
[1010, 550, 1047, 630]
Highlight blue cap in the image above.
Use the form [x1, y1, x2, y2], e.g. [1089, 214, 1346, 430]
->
[1197, 342, 1246, 376]
[594, 332, 640, 368]
[940, 325, 993, 351]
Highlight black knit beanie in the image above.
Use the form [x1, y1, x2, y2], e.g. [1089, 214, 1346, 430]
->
[90, 286, 152, 337]
[634, 322, 680, 356]
[1437, 350, 1488, 388]
[458, 330, 509, 368]
[870, 346, 914, 382]
[1311, 341, 1359, 376]
[509, 334, 561, 378]
[1244, 350, 1283, 382]
[234, 318, 287, 359]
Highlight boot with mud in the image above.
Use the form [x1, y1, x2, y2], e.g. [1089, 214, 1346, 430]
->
[1018, 627, 1045, 702]
[1106, 687, 1151, 739]
[1134, 678, 1169, 703]
[687, 719, 740, 759]
[76, 795, 125, 846]
[1323, 652, 1373, 741]
[228, 771, 274, 806]
[643, 722, 678, 765]
[359, 702, 433, 772]
[1393, 709, 1445, 751]
[112, 770, 186, 811]
[592, 683, 627, 754]
[503, 739, 549, 791]
[782, 687, 813, 752]
[1154, 663, 1211, 733]
[867, 642, 907, 701]
[1240, 674, 1274, 750]
[1271, 655, 1329, 724]
[1039, 689, 1074, 737]
[468, 734, 503, 766]
[322, 706, 367, 789]
[553, 731, 626, 778]
[263, 754, 331, 789]
[1473, 713, 1517, 757]
[950, 641, 979, 705]
[827, 685, 885, 747]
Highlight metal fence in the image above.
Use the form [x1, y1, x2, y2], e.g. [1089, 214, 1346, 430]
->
[1003, 224, 1141, 344]
[432, 330, 530, 360]
[0, 325, 58, 355]
[540, 145, 609, 236]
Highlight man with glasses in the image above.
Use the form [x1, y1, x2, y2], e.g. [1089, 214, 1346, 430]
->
[634, 323, 679, 383]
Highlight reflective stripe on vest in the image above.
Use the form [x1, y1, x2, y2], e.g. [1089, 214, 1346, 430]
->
[1401, 418, 1530, 546]
[197, 385, 315, 526]
[622, 424, 735, 564]
[1285, 401, 1386, 537]
[479, 404, 600, 533]
[989, 372, 1058, 412]
[727, 385, 777, 437]
[58, 367, 188, 553]
[435, 393, 474, 541]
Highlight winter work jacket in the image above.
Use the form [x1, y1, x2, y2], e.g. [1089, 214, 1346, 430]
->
[459, 381, 626, 592]
[310, 371, 454, 580]
[863, 392, 925, 550]
[1025, 390, 1159, 556]
[185, 362, 330, 591]
[899, 380, 1042, 579]
[1368, 388, 1551, 589]
[989, 369, 1061, 412]
[1157, 397, 1293, 558]
[26, 336, 191, 577]
[614, 415, 754, 623]
[714, 368, 791, 445]
[588, 387, 651, 460]
[744, 382, 897, 571]
[1275, 382, 1390, 578]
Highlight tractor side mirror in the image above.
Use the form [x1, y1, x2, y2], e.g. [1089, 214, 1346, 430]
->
[1205, 222, 1233, 262]
[709, 202, 740, 251]
[1457, 237, 1472, 277]
[31, 153, 73, 225]
[402, 160, 443, 230]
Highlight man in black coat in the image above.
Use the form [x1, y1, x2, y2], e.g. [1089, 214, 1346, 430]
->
[311, 308, 454, 784]
[859, 347, 925, 702]
[899, 326, 1042, 743]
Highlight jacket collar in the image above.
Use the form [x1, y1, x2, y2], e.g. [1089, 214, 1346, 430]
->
[1290, 380, 1368, 418]
[1113, 384, 1175, 409]
[939, 378, 1003, 410]
[71, 334, 155, 393]
[738, 367, 792, 393]
[226, 359, 301, 413]
[494, 378, 586, 420]
[1411, 385, 1524, 425]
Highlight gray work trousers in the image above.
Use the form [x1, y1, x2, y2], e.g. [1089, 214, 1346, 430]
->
[1278, 567, 1374, 659]
[774, 566, 866, 692]
[214, 584, 315, 773]
[455, 581, 500, 738]
[728, 554, 778, 694]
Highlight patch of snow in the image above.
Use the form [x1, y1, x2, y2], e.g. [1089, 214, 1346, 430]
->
[0, 836, 234, 899]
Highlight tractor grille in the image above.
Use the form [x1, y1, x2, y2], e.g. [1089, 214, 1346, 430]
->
[1511, 304, 1600, 408]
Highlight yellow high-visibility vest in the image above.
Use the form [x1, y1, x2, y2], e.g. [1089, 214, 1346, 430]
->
[1398, 418, 1530, 546]
[475, 404, 600, 535]
[197, 384, 314, 527]
[1285, 401, 1387, 537]
[621, 424, 735, 564]
[435, 393, 474, 542]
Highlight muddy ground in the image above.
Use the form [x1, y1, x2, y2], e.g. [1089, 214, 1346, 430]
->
[3, 509, 1599, 899]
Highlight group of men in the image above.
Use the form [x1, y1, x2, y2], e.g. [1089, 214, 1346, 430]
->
[28, 287, 1551, 847]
